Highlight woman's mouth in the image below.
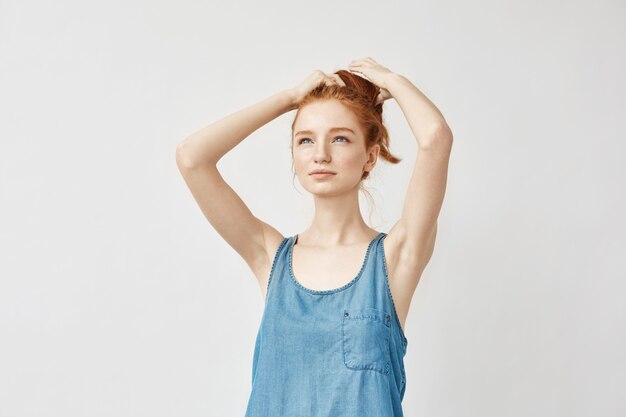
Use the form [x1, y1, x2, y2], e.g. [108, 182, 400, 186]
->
[309, 169, 336, 175]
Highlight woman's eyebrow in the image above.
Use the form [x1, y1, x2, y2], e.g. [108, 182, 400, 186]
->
[295, 127, 356, 136]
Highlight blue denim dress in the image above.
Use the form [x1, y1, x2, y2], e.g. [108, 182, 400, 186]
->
[244, 232, 409, 417]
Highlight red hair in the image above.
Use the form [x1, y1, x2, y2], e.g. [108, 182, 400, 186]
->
[290, 69, 401, 181]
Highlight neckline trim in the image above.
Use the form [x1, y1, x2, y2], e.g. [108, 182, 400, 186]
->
[287, 232, 385, 295]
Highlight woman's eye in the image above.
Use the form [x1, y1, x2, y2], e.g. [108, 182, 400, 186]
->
[297, 136, 349, 145]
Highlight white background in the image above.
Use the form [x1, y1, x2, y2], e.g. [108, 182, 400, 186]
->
[1, 0, 624, 416]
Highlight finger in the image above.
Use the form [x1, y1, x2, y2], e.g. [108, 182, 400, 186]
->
[325, 77, 340, 87]
[348, 60, 363, 68]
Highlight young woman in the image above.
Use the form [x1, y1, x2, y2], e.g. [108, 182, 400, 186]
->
[176, 57, 452, 417]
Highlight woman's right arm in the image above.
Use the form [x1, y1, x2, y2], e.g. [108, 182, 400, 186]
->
[176, 89, 296, 167]
[175, 89, 296, 283]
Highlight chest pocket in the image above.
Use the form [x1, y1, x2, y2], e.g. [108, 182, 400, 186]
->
[342, 307, 391, 375]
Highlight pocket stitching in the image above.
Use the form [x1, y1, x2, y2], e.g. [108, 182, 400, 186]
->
[342, 308, 391, 375]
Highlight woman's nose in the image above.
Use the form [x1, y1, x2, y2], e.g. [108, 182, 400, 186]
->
[314, 144, 330, 163]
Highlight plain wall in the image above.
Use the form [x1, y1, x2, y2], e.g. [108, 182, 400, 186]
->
[1, 0, 624, 416]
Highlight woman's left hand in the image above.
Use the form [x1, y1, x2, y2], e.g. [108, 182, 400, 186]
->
[348, 57, 395, 105]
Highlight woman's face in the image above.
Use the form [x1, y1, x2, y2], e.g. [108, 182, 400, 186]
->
[292, 99, 378, 197]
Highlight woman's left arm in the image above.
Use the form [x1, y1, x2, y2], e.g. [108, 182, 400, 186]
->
[384, 72, 453, 271]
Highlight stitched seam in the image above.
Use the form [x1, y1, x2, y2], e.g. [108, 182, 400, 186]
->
[265, 237, 289, 304]
[380, 234, 409, 351]
[287, 232, 383, 295]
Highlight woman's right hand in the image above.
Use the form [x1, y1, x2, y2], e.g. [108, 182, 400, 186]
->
[289, 70, 346, 108]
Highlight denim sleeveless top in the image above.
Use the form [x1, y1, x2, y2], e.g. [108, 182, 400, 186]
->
[244, 232, 409, 417]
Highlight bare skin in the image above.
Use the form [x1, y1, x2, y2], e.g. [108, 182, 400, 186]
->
[176, 57, 452, 335]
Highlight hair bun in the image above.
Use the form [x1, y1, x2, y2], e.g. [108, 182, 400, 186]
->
[335, 70, 381, 109]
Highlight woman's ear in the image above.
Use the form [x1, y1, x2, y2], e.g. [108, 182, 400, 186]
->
[366, 144, 380, 170]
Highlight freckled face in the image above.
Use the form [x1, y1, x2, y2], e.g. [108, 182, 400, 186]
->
[292, 100, 372, 196]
